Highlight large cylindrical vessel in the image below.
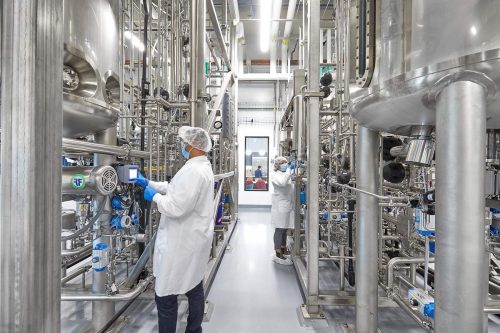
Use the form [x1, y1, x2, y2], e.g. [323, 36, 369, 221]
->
[63, 0, 120, 138]
[350, 0, 500, 135]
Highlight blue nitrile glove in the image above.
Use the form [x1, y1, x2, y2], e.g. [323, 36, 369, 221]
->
[133, 172, 149, 188]
[144, 186, 157, 201]
[290, 162, 296, 170]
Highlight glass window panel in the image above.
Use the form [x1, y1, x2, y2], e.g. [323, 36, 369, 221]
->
[244, 137, 269, 191]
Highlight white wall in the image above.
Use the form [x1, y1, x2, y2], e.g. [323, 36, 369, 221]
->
[238, 111, 278, 206]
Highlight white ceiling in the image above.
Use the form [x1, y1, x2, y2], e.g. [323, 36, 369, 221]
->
[236, 0, 335, 62]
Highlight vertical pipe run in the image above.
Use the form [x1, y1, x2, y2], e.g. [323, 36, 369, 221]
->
[230, 23, 239, 217]
[355, 126, 380, 333]
[92, 128, 117, 332]
[434, 80, 488, 333]
[196, 0, 207, 126]
[0, 1, 63, 331]
[306, 0, 321, 315]
[188, 1, 196, 122]
[189, 0, 206, 127]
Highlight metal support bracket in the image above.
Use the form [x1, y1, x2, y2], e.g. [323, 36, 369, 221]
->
[303, 91, 324, 99]
[300, 304, 325, 319]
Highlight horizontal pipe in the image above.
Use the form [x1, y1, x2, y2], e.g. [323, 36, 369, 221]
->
[62, 243, 92, 258]
[238, 73, 292, 81]
[61, 265, 91, 285]
[392, 293, 434, 331]
[484, 307, 500, 314]
[61, 275, 153, 301]
[63, 138, 150, 159]
[333, 181, 409, 202]
[214, 171, 235, 181]
[387, 257, 435, 291]
[156, 97, 190, 109]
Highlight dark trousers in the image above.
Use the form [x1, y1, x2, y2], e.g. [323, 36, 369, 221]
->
[155, 281, 205, 333]
[274, 228, 288, 250]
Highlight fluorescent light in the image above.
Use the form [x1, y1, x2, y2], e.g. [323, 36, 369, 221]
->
[246, 150, 252, 156]
[124, 30, 145, 52]
[470, 25, 477, 36]
[260, 0, 272, 52]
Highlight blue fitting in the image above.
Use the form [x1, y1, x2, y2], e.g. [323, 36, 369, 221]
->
[429, 241, 436, 254]
[111, 215, 122, 229]
[491, 226, 500, 236]
[300, 191, 306, 204]
[424, 303, 435, 319]
[111, 196, 123, 210]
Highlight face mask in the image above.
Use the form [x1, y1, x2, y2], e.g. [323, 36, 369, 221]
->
[181, 144, 190, 159]
[280, 163, 288, 172]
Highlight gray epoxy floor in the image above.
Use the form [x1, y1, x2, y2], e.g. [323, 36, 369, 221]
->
[202, 207, 314, 333]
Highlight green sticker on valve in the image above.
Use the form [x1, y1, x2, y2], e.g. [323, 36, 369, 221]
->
[70, 174, 86, 190]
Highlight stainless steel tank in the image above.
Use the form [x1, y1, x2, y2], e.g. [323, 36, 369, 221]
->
[350, 0, 500, 135]
[63, 0, 120, 138]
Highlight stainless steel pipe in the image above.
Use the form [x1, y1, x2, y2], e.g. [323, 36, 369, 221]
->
[386, 257, 435, 291]
[63, 138, 150, 159]
[355, 126, 380, 333]
[62, 275, 153, 301]
[305, 0, 321, 316]
[434, 80, 488, 333]
[92, 128, 117, 331]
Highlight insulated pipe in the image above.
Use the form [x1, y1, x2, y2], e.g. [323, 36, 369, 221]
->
[270, 0, 283, 74]
[0, 1, 63, 331]
[306, 0, 321, 316]
[355, 126, 380, 333]
[281, 0, 297, 74]
[63, 138, 150, 159]
[434, 80, 488, 333]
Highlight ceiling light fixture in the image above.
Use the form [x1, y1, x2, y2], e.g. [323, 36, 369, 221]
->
[259, 0, 272, 52]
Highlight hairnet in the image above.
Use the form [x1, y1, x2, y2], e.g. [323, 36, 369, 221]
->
[178, 126, 212, 152]
[273, 156, 288, 169]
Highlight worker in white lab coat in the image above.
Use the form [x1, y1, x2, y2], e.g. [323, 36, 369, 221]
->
[134, 126, 214, 333]
[270, 156, 295, 265]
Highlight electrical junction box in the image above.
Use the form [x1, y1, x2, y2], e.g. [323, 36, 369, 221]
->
[408, 288, 434, 319]
[117, 165, 138, 183]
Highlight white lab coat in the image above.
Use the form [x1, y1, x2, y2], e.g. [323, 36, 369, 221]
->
[149, 156, 215, 296]
[270, 169, 295, 229]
